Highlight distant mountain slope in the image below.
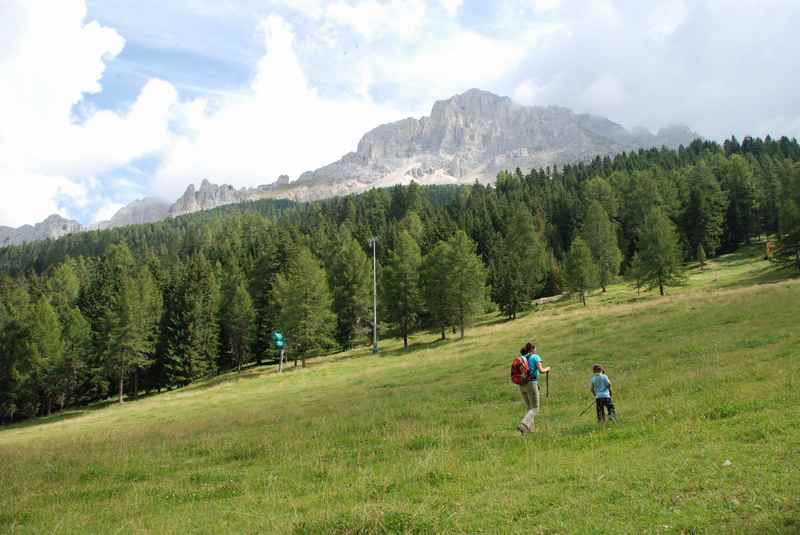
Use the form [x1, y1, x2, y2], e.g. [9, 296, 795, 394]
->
[92, 197, 171, 230]
[0, 215, 82, 247]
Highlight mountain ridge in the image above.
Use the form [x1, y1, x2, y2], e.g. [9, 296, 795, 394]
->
[1, 89, 699, 246]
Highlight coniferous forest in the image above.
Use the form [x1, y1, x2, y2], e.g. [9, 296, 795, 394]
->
[1, 136, 800, 423]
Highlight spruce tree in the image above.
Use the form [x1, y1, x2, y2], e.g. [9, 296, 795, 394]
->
[639, 209, 686, 295]
[565, 237, 599, 306]
[331, 233, 371, 350]
[582, 201, 622, 292]
[490, 210, 546, 319]
[679, 162, 728, 257]
[271, 246, 336, 366]
[382, 231, 422, 348]
[446, 231, 487, 339]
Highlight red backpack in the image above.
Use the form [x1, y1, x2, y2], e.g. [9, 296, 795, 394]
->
[510, 354, 530, 385]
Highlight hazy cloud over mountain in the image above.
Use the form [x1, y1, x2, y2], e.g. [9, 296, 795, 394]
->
[1, 0, 798, 226]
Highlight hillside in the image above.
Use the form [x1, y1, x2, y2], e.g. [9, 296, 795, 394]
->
[2, 247, 798, 534]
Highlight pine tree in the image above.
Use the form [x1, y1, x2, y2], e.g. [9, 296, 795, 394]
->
[331, 233, 371, 350]
[420, 241, 454, 339]
[382, 231, 422, 348]
[446, 231, 487, 339]
[582, 201, 622, 292]
[271, 246, 336, 366]
[639, 209, 686, 295]
[565, 237, 599, 306]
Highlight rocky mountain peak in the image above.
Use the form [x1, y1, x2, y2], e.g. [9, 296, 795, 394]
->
[0, 214, 82, 247]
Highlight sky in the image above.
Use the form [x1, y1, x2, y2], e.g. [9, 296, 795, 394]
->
[1, 0, 799, 228]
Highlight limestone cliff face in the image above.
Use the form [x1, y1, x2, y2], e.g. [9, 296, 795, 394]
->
[92, 197, 171, 230]
[0, 215, 82, 247]
[294, 89, 697, 195]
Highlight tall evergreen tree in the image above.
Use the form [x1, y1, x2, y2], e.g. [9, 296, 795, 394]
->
[639, 209, 686, 295]
[718, 154, 759, 250]
[679, 162, 728, 257]
[331, 233, 371, 350]
[490, 210, 546, 319]
[420, 241, 454, 339]
[0, 278, 32, 422]
[446, 231, 487, 339]
[226, 282, 256, 372]
[25, 298, 64, 415]
[272, 246, 336, 366]
[382, 231, 422, 348]
[582, 201, 622, 292]
[109, 265, 163, 402]
[565, 237, 599, 306]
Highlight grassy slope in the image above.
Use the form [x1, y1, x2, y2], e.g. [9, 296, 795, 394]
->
[1, 247, 799, 534]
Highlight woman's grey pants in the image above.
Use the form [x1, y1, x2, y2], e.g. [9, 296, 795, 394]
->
[518, 382, 540, 429]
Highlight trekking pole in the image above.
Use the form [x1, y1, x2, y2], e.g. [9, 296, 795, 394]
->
[546, 371, 549, 398]
[578, 400, 595, 416]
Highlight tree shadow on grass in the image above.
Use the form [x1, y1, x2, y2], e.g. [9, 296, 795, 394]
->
[720, 263, 799, 289]
[378, 335, 461, 359]
[0, 398, 119, 431]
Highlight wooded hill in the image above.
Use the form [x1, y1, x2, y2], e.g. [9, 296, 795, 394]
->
[1, 135, 799, 423]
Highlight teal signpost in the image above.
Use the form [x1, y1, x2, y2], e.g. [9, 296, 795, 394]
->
[272, 330, 285, 372]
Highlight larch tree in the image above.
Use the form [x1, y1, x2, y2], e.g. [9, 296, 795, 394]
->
[331, 233, 371, 350]
[565, 237, 599, 306]
[446, 231, 487, 339]
[271, 246, 336, 366]
[226, 282, 256, 373]
[638, 208, 686, 296]
[582, 201, 622, 292]
[111, 265, 163, 402]
[382, 230, 422, 348]
[420, 240, 454, 339]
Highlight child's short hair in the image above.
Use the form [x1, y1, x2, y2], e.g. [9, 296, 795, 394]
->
[592, 364, 603, 373]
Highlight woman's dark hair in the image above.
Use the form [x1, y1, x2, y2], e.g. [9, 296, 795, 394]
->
[521, 342, 535, 355]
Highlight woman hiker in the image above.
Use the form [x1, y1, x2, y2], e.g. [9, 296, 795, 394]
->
[516, 342, 550, 437]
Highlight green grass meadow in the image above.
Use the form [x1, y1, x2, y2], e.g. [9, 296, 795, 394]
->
[2, 247, 799, 534]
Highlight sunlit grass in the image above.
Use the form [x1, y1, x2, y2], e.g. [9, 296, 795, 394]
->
[1, 247, 799, 533]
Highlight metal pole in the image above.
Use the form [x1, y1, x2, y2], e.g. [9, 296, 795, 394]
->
[370, 237, 379, 354]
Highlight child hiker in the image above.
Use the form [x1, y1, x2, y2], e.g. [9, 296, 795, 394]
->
[590, 364, 617, 423]
[512, 342, 551, 437]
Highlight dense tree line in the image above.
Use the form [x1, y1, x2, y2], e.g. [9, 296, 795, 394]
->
[1, 135, 799, 423]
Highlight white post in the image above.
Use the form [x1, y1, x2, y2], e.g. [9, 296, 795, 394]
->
[370, 237, 379, 354]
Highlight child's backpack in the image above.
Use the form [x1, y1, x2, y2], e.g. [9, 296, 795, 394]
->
[510, 354, 530, 385]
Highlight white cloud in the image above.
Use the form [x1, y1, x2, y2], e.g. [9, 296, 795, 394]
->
[90, 200, 125, 224]
[439, 0, 463, 17]
[0, 0, 177, 227]
[326, 0, 427, 40]
[153, 15, 404, 199]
